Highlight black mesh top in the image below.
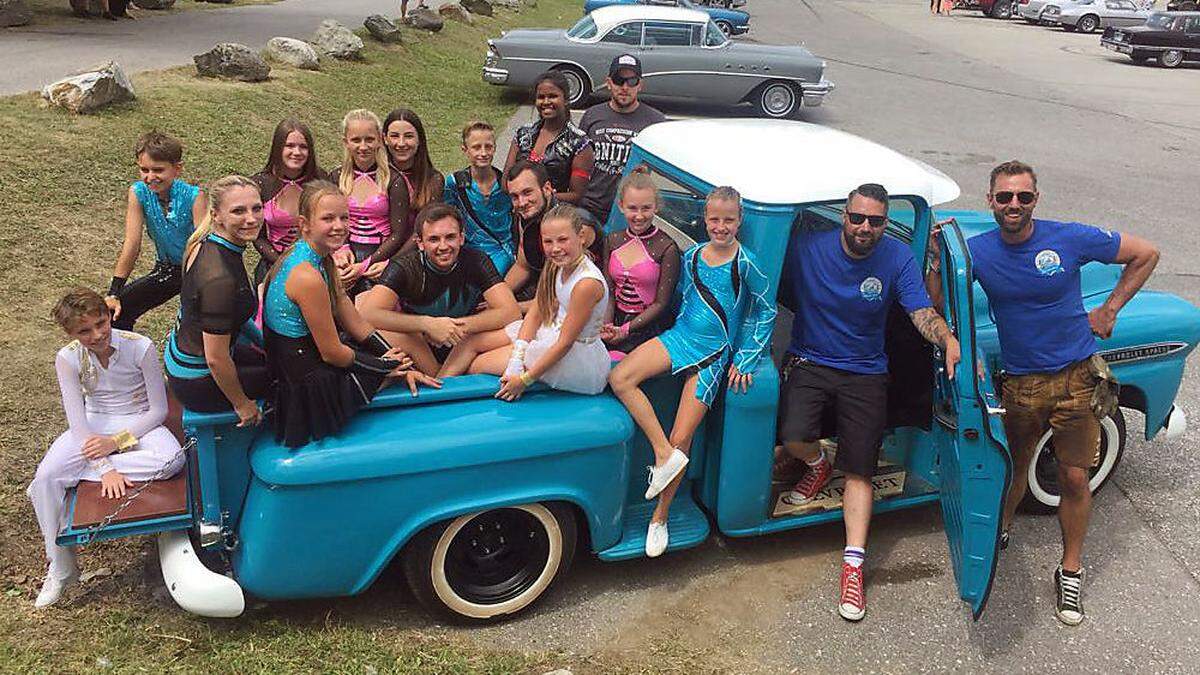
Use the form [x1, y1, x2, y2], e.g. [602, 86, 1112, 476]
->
[175, 235, 257, 357]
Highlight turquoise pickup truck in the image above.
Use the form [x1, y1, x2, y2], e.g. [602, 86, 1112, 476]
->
[58, 119, 1200, 623]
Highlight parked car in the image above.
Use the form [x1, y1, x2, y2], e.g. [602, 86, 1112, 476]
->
[483, 6, 833, 117]
[1167, 0, 1198, 10]
[1102, 11, 1200, 67]
[1018, 0, 1086, 23]
[58, 119, 1200, 624]
[583, 0, 751, 36]
[979, 0, 1018, 18]
[1043, 0, 1152, 32]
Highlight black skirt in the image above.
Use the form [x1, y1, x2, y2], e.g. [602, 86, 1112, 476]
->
[604, 308, 670, 355]
[169, 343, 273, 413]
[265, 329, 393, 448]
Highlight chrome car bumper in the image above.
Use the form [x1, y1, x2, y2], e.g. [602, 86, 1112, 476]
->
[1101, 38, 1133, 54]
[1018, 6, 1043, 20]
[800, 78, 835, 107]
[483, 66, 509, 85]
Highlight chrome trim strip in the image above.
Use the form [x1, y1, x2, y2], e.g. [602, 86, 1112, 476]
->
[1098, 341, 1190, 365]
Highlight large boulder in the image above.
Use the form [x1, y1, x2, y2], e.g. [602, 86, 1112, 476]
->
[363, 14, 403, 43]
[131, 0, 175, 8]
[438, 2, 473, 25]
[461, 0, 494, 16]
[264, 37, 320, 70]
[311, 19, 364, 60]
[42, 61, 136, 114]
[193, 43, 271, 82]
[404, 7, 443, 31]
[0, 0, 33, 27]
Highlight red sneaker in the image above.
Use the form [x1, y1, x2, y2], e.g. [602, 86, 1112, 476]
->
[838, 562, 866, 621]
[782, 458, 832, 505]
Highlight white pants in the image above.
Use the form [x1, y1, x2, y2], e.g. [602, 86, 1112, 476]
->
[27, 414, 185, 578]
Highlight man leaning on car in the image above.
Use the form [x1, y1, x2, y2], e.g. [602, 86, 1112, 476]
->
[931, 160, 1158, 626]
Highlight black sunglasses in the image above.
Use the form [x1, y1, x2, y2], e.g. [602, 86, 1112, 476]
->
[846, 212, 886, 227]
[611, 74, 641, 87]
[993, 191, 1036, 205]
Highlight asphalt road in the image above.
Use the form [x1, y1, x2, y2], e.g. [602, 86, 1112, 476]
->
[453, 1, 1200, 672]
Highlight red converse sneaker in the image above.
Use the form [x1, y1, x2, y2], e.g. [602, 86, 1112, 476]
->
[839, 562, 866, 621]
[782, 458, 833, 505]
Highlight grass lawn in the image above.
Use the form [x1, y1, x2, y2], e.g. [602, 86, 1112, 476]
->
[21, 0, 281, 28]
[0, 1, 652, 671]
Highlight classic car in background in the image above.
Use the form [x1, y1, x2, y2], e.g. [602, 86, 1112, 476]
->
[1102, 11, 1200, 67]
[1042, 0, 1152, 32]
[583, 0, 752, 36]
[1018, 0, 1087, 23]
[978, 0, 1018, 19]
[58, 120, 1200, 625]
[483, 6, 832, 117]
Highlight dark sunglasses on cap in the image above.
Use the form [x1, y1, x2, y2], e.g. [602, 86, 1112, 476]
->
[846, 212, 886, 227]
[993, 190, 1037, 205]
[611, 74, 641, 87]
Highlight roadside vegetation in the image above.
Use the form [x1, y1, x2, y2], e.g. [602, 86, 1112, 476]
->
[0, 1, 633, 671]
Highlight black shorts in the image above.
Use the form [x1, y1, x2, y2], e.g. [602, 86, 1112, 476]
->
[779, 356, 888, 478]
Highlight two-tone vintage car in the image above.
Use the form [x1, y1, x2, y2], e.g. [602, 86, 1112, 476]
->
[1102, 11, 1200, 66]
[58, 120, 1199, 624]
[583, 0, 752, 36]
[483, 6, 833, 117]
[1043, 0, 1152, 32]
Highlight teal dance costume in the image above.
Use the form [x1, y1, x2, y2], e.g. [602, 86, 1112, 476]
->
[110, 180, 201, 330]
[656, 243, 776, 407]
[263, 239, 397, 447]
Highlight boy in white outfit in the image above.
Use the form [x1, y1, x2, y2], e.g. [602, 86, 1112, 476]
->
[28, 288, 185, 608]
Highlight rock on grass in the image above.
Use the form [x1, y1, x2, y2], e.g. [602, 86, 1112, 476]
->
[41, 61, 136, 114]
[439, 2, 474, 25]
[131, 0, 176, 9]
[462, 0, 494, 16]
[405, 7, 444, 32]
[194, 43, 271, 82]
[312, 19, 365, 60]
[0, 0, 33, 27]
[364, 14, 404, 43]
[264, 37, 321, 70]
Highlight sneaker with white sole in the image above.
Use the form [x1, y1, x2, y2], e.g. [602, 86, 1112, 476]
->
[645, 448, 689, 500]
[34, 568, 79, 609]
[781, 458, 833, 506]
[1054, 565, 1085, 626]
[646, 521, 669, 557]
[838, 562, 866, 621]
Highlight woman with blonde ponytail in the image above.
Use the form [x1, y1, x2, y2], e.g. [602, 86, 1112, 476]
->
[327, 109, 413, 296]
[459, 205, 610, 399]
[262, 180, 440, 447]
[165, 175, 273, 424]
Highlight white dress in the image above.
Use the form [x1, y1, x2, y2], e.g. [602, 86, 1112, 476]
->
[27, 330, 185, 578]
[505, 256, 611, 395]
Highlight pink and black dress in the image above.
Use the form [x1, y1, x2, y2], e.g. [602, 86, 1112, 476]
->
[251, 171, 325, 286]
[327, 165, 414, 295]
[603, 225, 681, 357]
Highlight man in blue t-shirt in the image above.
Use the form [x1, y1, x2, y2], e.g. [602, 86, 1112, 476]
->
[964, 160, 1158, 626]
[778, 183, 961, 622]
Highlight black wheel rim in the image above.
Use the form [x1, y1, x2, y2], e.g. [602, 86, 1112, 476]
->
[1033, 430, 1108, 498]
[444, 509, 551, 605]
[717, 20, 732, 35]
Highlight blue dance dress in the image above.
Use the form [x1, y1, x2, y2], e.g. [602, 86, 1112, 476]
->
[657, 243, 776, 406]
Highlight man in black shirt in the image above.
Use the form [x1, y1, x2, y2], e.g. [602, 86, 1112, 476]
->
[359, 204, 521, 375]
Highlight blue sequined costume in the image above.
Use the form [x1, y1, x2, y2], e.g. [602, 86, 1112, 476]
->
[656, 243, 776, 407]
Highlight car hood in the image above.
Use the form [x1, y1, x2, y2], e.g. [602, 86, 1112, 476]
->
[495, 28, 569, 44]
[1110, 24, 1157, 34]
[720, 41, 820, 63]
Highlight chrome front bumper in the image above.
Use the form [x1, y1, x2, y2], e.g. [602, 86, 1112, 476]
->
[800, 78, 835, 107]
[483, 66, 509, 85]
[1101, 38, 1133, 53]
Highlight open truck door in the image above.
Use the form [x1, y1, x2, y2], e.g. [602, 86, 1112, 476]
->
[932, 219, 1012, 619]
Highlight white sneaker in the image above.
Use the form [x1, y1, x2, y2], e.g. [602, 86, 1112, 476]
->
[34, 568, 79, 609]
[646, 521, 669, 557]
[645, 448, 689, 500]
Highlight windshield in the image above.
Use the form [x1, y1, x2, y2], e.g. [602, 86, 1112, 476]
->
[1145, 13, 1175, 28]
[567, 15, 598, 40]
[703, 20, 729, 47]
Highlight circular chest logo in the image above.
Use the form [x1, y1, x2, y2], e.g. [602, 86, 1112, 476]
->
[860, 276, 883, 302]
[1035, 249, 1063, 277]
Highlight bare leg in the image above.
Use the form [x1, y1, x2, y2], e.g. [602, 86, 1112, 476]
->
[651, 372, 709, 525]
[470, 344, 514, 375]
[379, 329, 440, 376]
[1057, 464, 1091, 571]
[440, 329, 511, 377]
[1002, 441, 1037, 532]
[401, 0, 409, 18]
[783, 440, 821, 462]
[608, 339, 674, 465]
[842, 474, 874, 549]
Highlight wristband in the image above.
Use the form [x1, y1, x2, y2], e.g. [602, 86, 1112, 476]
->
[107, 276, 127, 297]
[519, 371, 535, 387]
[111, 430, 137, 452]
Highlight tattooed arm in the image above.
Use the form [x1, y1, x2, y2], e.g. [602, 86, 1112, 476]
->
[910, 307, 961, 379]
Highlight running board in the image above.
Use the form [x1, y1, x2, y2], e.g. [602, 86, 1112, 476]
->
[57, 472, 194, 547]
[597, 481, 710, 561]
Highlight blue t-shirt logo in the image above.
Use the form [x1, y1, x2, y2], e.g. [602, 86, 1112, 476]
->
[1035, 249, 1063, 277]
[860, 276, 883, 302]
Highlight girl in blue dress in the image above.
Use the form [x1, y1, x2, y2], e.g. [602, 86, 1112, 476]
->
[263, 181, 439, 447]
[608, 187, 776, 558]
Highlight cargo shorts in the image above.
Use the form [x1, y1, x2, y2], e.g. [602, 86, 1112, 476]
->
[1000, 358, 1101, 470]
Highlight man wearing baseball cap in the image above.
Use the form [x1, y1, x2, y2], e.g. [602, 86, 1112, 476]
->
[578, 54, 666, 225]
